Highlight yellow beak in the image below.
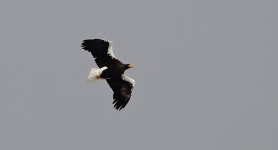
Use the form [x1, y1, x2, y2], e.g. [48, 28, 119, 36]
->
[128, 64, 134, 68]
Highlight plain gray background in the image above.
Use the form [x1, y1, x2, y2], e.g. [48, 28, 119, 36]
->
[0, 0, 277, 149]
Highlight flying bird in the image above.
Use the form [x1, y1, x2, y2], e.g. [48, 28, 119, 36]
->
[81, 39, 135, 110]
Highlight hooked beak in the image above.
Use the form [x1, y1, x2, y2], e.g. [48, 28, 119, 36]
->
[128, 64, 134, 68]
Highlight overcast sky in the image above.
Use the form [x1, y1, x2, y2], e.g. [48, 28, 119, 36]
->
[0, 0, 277, 150]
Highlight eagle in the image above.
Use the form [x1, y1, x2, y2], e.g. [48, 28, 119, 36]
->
[81, 39, 135, 110]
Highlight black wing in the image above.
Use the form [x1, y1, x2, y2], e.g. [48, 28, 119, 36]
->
[106, 75, 135, 110]
[81, 39, 116, 68]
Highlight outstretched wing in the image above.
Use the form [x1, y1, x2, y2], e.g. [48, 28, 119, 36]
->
[106, 75, 135, 110]
[81, 39, 117, 68]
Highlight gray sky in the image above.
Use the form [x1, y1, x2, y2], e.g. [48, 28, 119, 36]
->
[0, 0, 277, 149]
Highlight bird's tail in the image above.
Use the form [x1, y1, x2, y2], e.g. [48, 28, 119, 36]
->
[87, 67, 108, 82]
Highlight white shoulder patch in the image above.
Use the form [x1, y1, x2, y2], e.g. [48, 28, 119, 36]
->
[122, 74, 135, 86]
[107, 40, 117, 59]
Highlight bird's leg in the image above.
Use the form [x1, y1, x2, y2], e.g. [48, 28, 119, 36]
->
[96, 75, 101, 79]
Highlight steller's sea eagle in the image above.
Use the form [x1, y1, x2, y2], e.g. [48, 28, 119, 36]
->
[81, 39, 135, 110]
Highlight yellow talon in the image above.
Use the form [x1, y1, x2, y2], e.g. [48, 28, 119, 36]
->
[96, 75, 101, 79]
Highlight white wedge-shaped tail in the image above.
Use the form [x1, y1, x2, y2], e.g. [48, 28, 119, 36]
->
[87, 66, 108, 82]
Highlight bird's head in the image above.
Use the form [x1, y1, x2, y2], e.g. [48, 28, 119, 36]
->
[125, 64, 134, 70]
